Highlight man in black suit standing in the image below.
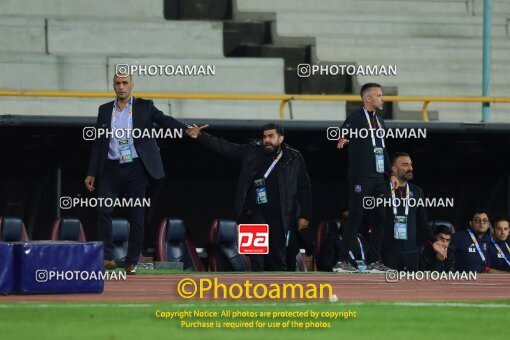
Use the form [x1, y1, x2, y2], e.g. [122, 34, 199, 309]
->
[335, 83, 398, 273]
[84, 73, 205, 274]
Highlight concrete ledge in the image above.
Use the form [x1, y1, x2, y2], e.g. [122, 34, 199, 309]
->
[0, 0, 164, 19]
[47, 19, 224, 58]
[276, 12, 508, 38]
[234, 0, 468, 20]
[0, 17, 46, 53]
[107, 57, 284, 93]
[0, 54, 107, 91]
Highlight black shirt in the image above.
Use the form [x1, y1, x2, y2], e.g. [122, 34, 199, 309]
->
[340, 109, 391, 178]
[382, 181, 436, 253]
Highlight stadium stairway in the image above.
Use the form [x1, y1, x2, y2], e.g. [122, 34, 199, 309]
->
[0, 0, 341, 121]
[233, 0, 510, 122]
[1, 0, 510, 122]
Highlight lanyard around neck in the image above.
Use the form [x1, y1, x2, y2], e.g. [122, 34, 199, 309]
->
[363, 108, 385, 148]
[112, 97, 133, 132]
[390, 183, 409, 217]
[263, 151, 283, 179]
[492, 240, 510, 267]
[467, 229, 486, 263]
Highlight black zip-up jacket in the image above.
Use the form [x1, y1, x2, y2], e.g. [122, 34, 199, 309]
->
[197, 132, 312, 233]
[340, 108, 391, 178]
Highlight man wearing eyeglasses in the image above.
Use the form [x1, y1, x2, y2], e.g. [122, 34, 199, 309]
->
[451, 210, 507, 273]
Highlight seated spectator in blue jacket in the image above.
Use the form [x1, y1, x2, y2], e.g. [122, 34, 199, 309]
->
[487, 216, 510, 273]
[451, 210, 506, 273]
[420, 224, 455, 272]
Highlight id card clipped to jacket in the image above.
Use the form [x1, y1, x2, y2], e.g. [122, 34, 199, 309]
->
[254, 179, 268, 204]
[118, 139, 133, 164]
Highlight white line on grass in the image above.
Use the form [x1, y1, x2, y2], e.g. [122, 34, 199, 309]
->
[0, 303, 154, 308]
[351, 302, 510, 308]
[1, 301, 509, 309]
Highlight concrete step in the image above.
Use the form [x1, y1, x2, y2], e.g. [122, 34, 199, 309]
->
[106, 57, 285, 93]
[169, 99, 345, 120]
[392, 83, 509, 97]
[0, 0, 164, 19]
[472, 0, 510, 15]
[47, 19, 224, 58]
[314, 43, 510, 63]
[275, 12, 509, 39]
[0, 54, 107, 91]
[396, 101, 510, 122]
[0, 17, 46, 54]
[314, 36, 510, 50]
[234, 0, 469, 20]
[0, 97, 345, 121]
[356, 66, 510, 87]
[0, 97, 166, 117]
[0, 54, 286, 93]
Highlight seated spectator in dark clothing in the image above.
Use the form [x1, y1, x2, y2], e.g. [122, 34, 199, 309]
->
[451, 209, 507, 273]
[420, 224, 455, 272]
[487, 216, 510, 273]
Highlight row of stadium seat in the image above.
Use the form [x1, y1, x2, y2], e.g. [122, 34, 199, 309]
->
[0, 216, 305, 272]
[0, 216, 134, 262]
[1, 216, 453, 272]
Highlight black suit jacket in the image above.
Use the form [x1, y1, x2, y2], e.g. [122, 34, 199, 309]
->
[86, 97, 187, 181]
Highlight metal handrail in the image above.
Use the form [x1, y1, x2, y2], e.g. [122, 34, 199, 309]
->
[1, 90, 510, 121]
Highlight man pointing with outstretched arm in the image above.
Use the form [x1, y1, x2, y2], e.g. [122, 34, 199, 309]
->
[187, 123, 312, 271]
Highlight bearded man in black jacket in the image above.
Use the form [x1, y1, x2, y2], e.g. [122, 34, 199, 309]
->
[188, 123, 312, 271]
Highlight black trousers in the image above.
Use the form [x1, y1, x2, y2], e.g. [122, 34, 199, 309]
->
[341, 177, 386, 264]
[97, 159, 148, 264]
[239, 210, 288, 271]
[383, 251, 420, 271]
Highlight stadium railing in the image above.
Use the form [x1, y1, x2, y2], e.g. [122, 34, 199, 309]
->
[1, 90, 510, 121]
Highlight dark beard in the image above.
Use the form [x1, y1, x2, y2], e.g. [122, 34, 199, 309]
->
[264, 147, 275, 155]
[263, 144, 279, 155]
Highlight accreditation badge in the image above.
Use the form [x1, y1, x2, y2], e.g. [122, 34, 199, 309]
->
[118, 139, 133, 164]
[393, 215, 408, 240]
[254, 178, 268, 205]
[374, 147, 384, 173]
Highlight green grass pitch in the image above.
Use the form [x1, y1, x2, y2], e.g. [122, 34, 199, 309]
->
[1, 300, 508, 340]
